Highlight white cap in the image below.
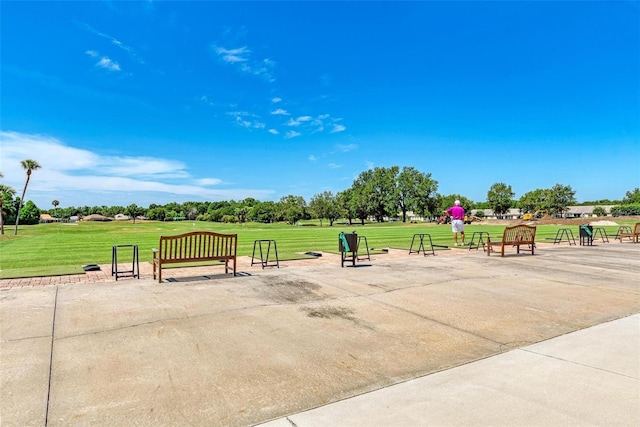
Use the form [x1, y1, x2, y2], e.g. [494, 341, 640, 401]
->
[454, 200, 460, 205]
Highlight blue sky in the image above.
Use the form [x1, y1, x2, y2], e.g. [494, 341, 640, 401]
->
[1, 1, 638, 209]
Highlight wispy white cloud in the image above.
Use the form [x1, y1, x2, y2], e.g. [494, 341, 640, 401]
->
[268, 129, 279, 135]
[213, 46, 250, 63]
[79, 23, 144, 64]
[328, 163, 341, 169]
[227, 111, 264, 129]
[211, 44, 275, 81]
[285, 130, 301, 139]
[200, 95, 215, 106]
[271, 108, 289, 116]
[86, 50, 121, 71]
[197, 178, 223, 186]
[331, 124, 347, 133]
[0, 131, 273, 207]
[336, 143, 358, 152]
[308, 155, 317, 162]
[97, 57, 121, 71]
[271, 97, 282, 103]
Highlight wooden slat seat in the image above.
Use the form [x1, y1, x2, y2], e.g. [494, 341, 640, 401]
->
[618, 223, 640, 243]
[152, 231, 237, 283]
[487, 224, 537, 257]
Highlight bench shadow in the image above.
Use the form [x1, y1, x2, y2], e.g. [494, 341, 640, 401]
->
[163, 272, 251, 283]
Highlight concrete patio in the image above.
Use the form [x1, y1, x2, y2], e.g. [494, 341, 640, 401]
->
[1, 242, 639, 426]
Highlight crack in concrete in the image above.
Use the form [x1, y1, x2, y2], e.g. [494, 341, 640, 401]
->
[45, 285, 59, 427]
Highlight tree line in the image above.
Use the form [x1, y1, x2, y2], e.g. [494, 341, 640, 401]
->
[2, 162, 640, 234]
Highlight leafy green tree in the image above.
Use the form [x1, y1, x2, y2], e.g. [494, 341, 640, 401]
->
[309, 191, 331, 226]
[105, 205, 125, 217]
[19, 200, 41, 225]
[518, 189, 548, 214]
[622, 188, 640, 204]
[0, 182, 17, 235]
[146, 207, 166, 221]
[125, 204, 145, 223]
[277, 195, 307, 225]
[592, 206, 606, 217]
[14, 159, 41, 235]
[487, 182, 515, 218]
[610, 204, 640, 216]
[234, 206, 250, 223]
[249, 201, 277, 223]
[309, 191, 342, 226]
[336, 189, 356, 225]
[350, 172, 374, 225]
[360, 166, 399, 222]
[547, 183, 576, 216]
[397, 167, 438, 222]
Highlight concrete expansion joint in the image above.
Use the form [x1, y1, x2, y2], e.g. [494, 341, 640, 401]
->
[521, 348, 640, 380]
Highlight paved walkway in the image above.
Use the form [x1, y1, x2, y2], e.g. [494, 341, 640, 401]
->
[1, 242, 639, 426]
[260, 314, 640, 426]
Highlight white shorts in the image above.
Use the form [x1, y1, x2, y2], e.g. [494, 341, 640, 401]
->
[451, 219, 464, 233]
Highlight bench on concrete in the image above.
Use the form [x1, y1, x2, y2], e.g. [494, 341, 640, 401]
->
[152, 231, 237, 282]
[487, 224, 537, 257]
[618, 222, 640, 243]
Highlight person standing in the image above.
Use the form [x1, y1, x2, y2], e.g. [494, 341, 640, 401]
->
[445, 200, 466, 246]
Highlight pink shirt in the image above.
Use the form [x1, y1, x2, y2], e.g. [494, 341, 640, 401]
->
[446, 205, 465, 220]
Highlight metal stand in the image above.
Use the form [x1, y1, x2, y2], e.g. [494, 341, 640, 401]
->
[592, 227, 609, 243]
[251, 240, 279, 269]
[548, 228, 576, 245]
[615, 226, 632, 240]
[468, 231, 490, 252]
[409, 233, 436, 256]
[357, 236, 371, 261]
[111, 244, 139, 280]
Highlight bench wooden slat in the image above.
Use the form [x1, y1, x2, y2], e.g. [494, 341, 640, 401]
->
[619, 222, 640, 243]
[152, 231, 237, 282]
[487, 224, 537, 257]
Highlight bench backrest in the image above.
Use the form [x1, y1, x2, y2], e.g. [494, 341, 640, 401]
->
[502, 225, 536, 243]
[157, 231, 237, 262]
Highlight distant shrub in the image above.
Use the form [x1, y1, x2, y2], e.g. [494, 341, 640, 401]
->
[610, 204, 640, 216]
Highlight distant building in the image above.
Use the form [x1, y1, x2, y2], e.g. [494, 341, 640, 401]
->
[39, 213, 60, 223]
[114, 213, 130, 221]
[83, 214, 112, 222]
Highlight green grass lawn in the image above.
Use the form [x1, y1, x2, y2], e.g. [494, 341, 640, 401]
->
[0, 219, 632, 279]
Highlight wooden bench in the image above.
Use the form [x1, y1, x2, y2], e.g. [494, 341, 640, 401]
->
[152, 231, 237, 283]
[618, 222, 640, 243]
[487, 224, 537, 257]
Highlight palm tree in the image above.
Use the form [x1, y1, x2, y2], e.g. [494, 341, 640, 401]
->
[0, 171, 17, 235]
[14, 159, 41, 235]
[52, 199, 60, 219]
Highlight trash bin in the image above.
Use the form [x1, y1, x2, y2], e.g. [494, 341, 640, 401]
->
[579, 225, 593, 246]
[339, 232, 359, 267]
[339, 232, 358, 253]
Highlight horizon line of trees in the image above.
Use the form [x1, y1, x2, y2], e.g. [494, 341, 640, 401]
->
[2, 162, 640, 231]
